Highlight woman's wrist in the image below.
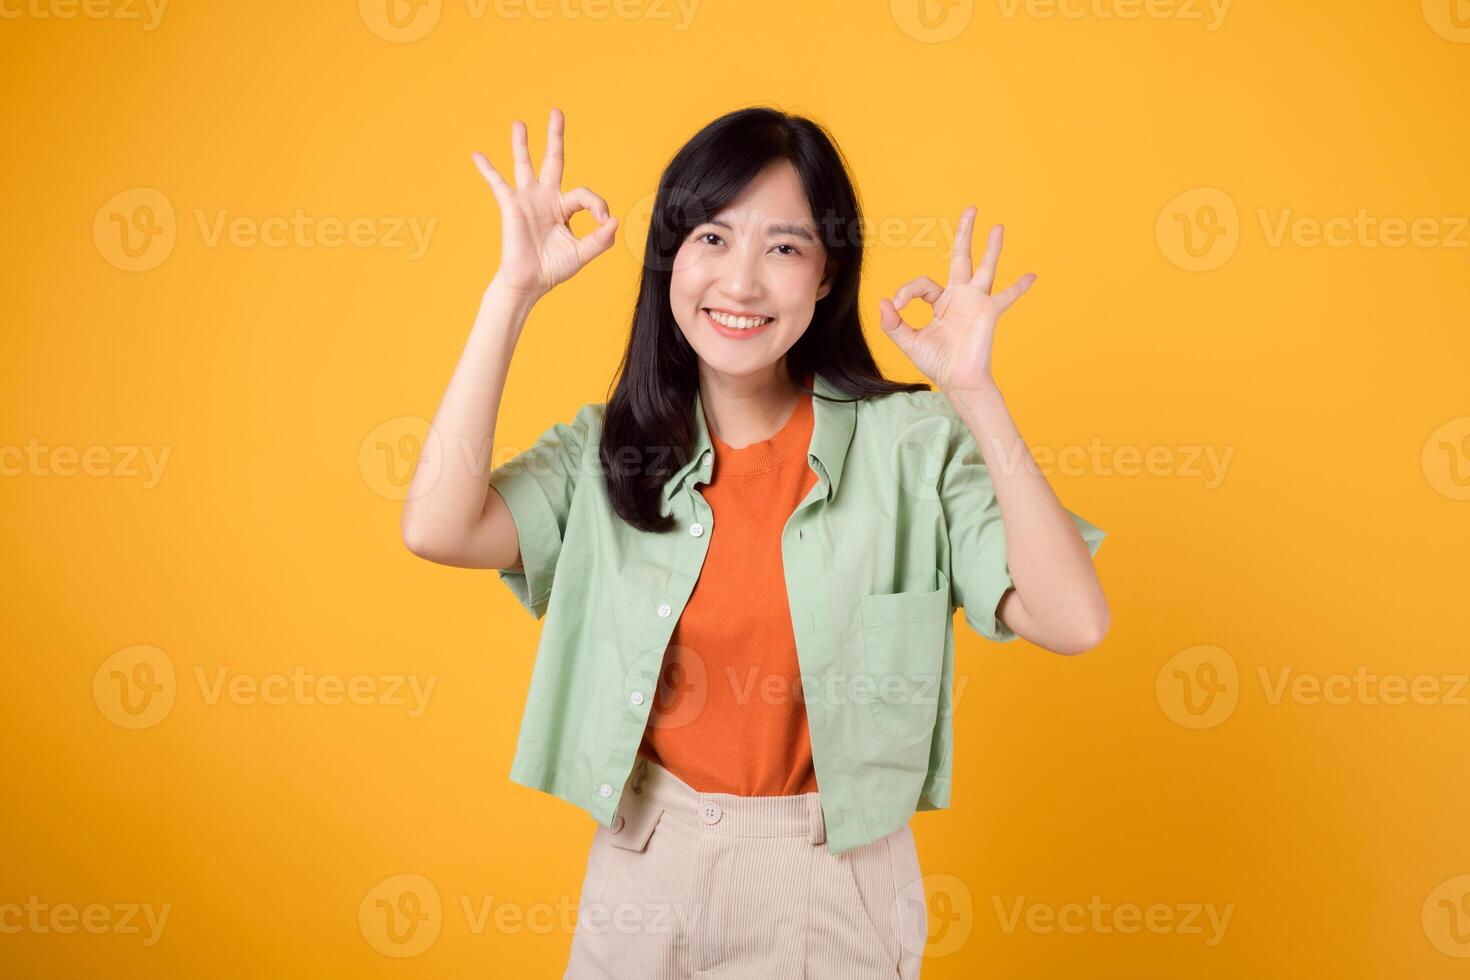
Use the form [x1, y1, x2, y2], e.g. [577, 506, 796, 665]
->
[488, 271, 544, 301]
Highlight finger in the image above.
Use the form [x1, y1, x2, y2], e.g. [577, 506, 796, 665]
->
[893, 275, 944, 314]
[973, 224, 1004, 294]
[876, 297, 920, 352]
[573, 214, 618, 266]
[948, 206, 976, 285]
[511, 119, 535, 189]
[560, 186, 610, 224]
[539, 107, 564, 187]
[991, 272, 1037, 313]
[471, 152, 512, 207]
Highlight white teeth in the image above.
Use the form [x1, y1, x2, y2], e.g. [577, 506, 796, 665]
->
[706, 309, 771, 330]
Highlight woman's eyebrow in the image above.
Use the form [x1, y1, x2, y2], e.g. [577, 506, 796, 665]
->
[707, 217, 818, 244]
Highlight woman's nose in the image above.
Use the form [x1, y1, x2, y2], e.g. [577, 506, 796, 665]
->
[720, 242, 764, 299]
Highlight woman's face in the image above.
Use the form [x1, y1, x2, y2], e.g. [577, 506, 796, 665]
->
[668, 159, 833, 380]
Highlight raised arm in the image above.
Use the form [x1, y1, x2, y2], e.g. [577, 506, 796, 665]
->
[400, 108, 617, 569]
[878, 206, 1109, 654]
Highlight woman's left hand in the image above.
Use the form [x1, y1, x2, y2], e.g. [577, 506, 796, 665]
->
[877, 207, 1036, 395]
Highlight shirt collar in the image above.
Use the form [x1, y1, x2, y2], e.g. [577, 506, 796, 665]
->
[662, 372, 857, 503]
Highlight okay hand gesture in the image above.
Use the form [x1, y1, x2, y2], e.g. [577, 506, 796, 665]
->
[472, 107, 618, 301]
[877, 206, 1036, 394]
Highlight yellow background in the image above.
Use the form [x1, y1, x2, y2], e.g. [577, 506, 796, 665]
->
[3, 0, 1469, 976]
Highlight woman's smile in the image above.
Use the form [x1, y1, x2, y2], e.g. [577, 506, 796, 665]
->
[702, 307, 776, 338]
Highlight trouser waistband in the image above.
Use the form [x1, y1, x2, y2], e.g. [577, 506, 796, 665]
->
[622, 754, 827, 846]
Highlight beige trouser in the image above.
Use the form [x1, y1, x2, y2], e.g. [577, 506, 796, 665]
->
[564, 754, 927, 979]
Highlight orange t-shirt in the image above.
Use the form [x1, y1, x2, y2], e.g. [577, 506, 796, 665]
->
[636, 377, 821, 796]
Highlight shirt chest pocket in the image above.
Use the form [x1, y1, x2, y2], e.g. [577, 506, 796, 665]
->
[856, 567, 950, 740]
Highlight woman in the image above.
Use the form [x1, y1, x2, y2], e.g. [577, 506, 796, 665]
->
[402, 106, 1108, 979]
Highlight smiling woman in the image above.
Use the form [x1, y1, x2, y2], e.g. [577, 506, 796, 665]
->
[400, 105, 1107, 978]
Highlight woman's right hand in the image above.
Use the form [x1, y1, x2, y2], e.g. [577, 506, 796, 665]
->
[472, 108, 618, 302]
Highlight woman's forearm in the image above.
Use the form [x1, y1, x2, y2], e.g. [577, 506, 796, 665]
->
[946, 383, 1110, 652]
[400, 278, 539, 555]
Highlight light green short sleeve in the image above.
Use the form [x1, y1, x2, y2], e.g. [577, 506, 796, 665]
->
[486, 402, 601, 619]
[938, 425, 1106, 643]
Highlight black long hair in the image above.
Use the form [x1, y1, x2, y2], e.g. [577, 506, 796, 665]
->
[602, 106, 930, 532]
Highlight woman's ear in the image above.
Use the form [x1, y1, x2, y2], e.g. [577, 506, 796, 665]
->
[816, 260, 836, 301]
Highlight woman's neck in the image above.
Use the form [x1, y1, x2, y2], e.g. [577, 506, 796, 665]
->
[697, 365, 805, 450]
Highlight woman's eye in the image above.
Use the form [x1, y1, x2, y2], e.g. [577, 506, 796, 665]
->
[698, 232, 724, 246]
[773, 243, 800, 256]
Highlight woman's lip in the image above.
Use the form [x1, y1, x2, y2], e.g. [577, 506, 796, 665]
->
[703, 307, 771, 319]
[702, 308, 775, 339]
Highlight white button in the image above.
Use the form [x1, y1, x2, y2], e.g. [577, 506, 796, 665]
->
[599, 783, 613, 798]
[657, 603, 672, 618]
[699, 801, 722, 824]
[702, 451, 711, 467]
[611, 814, 625, 833]
[689, 522, 704, 537]
[629, 691, 645, 706]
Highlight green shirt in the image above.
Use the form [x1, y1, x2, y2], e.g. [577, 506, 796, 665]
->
[487, 371, 1105, 854]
